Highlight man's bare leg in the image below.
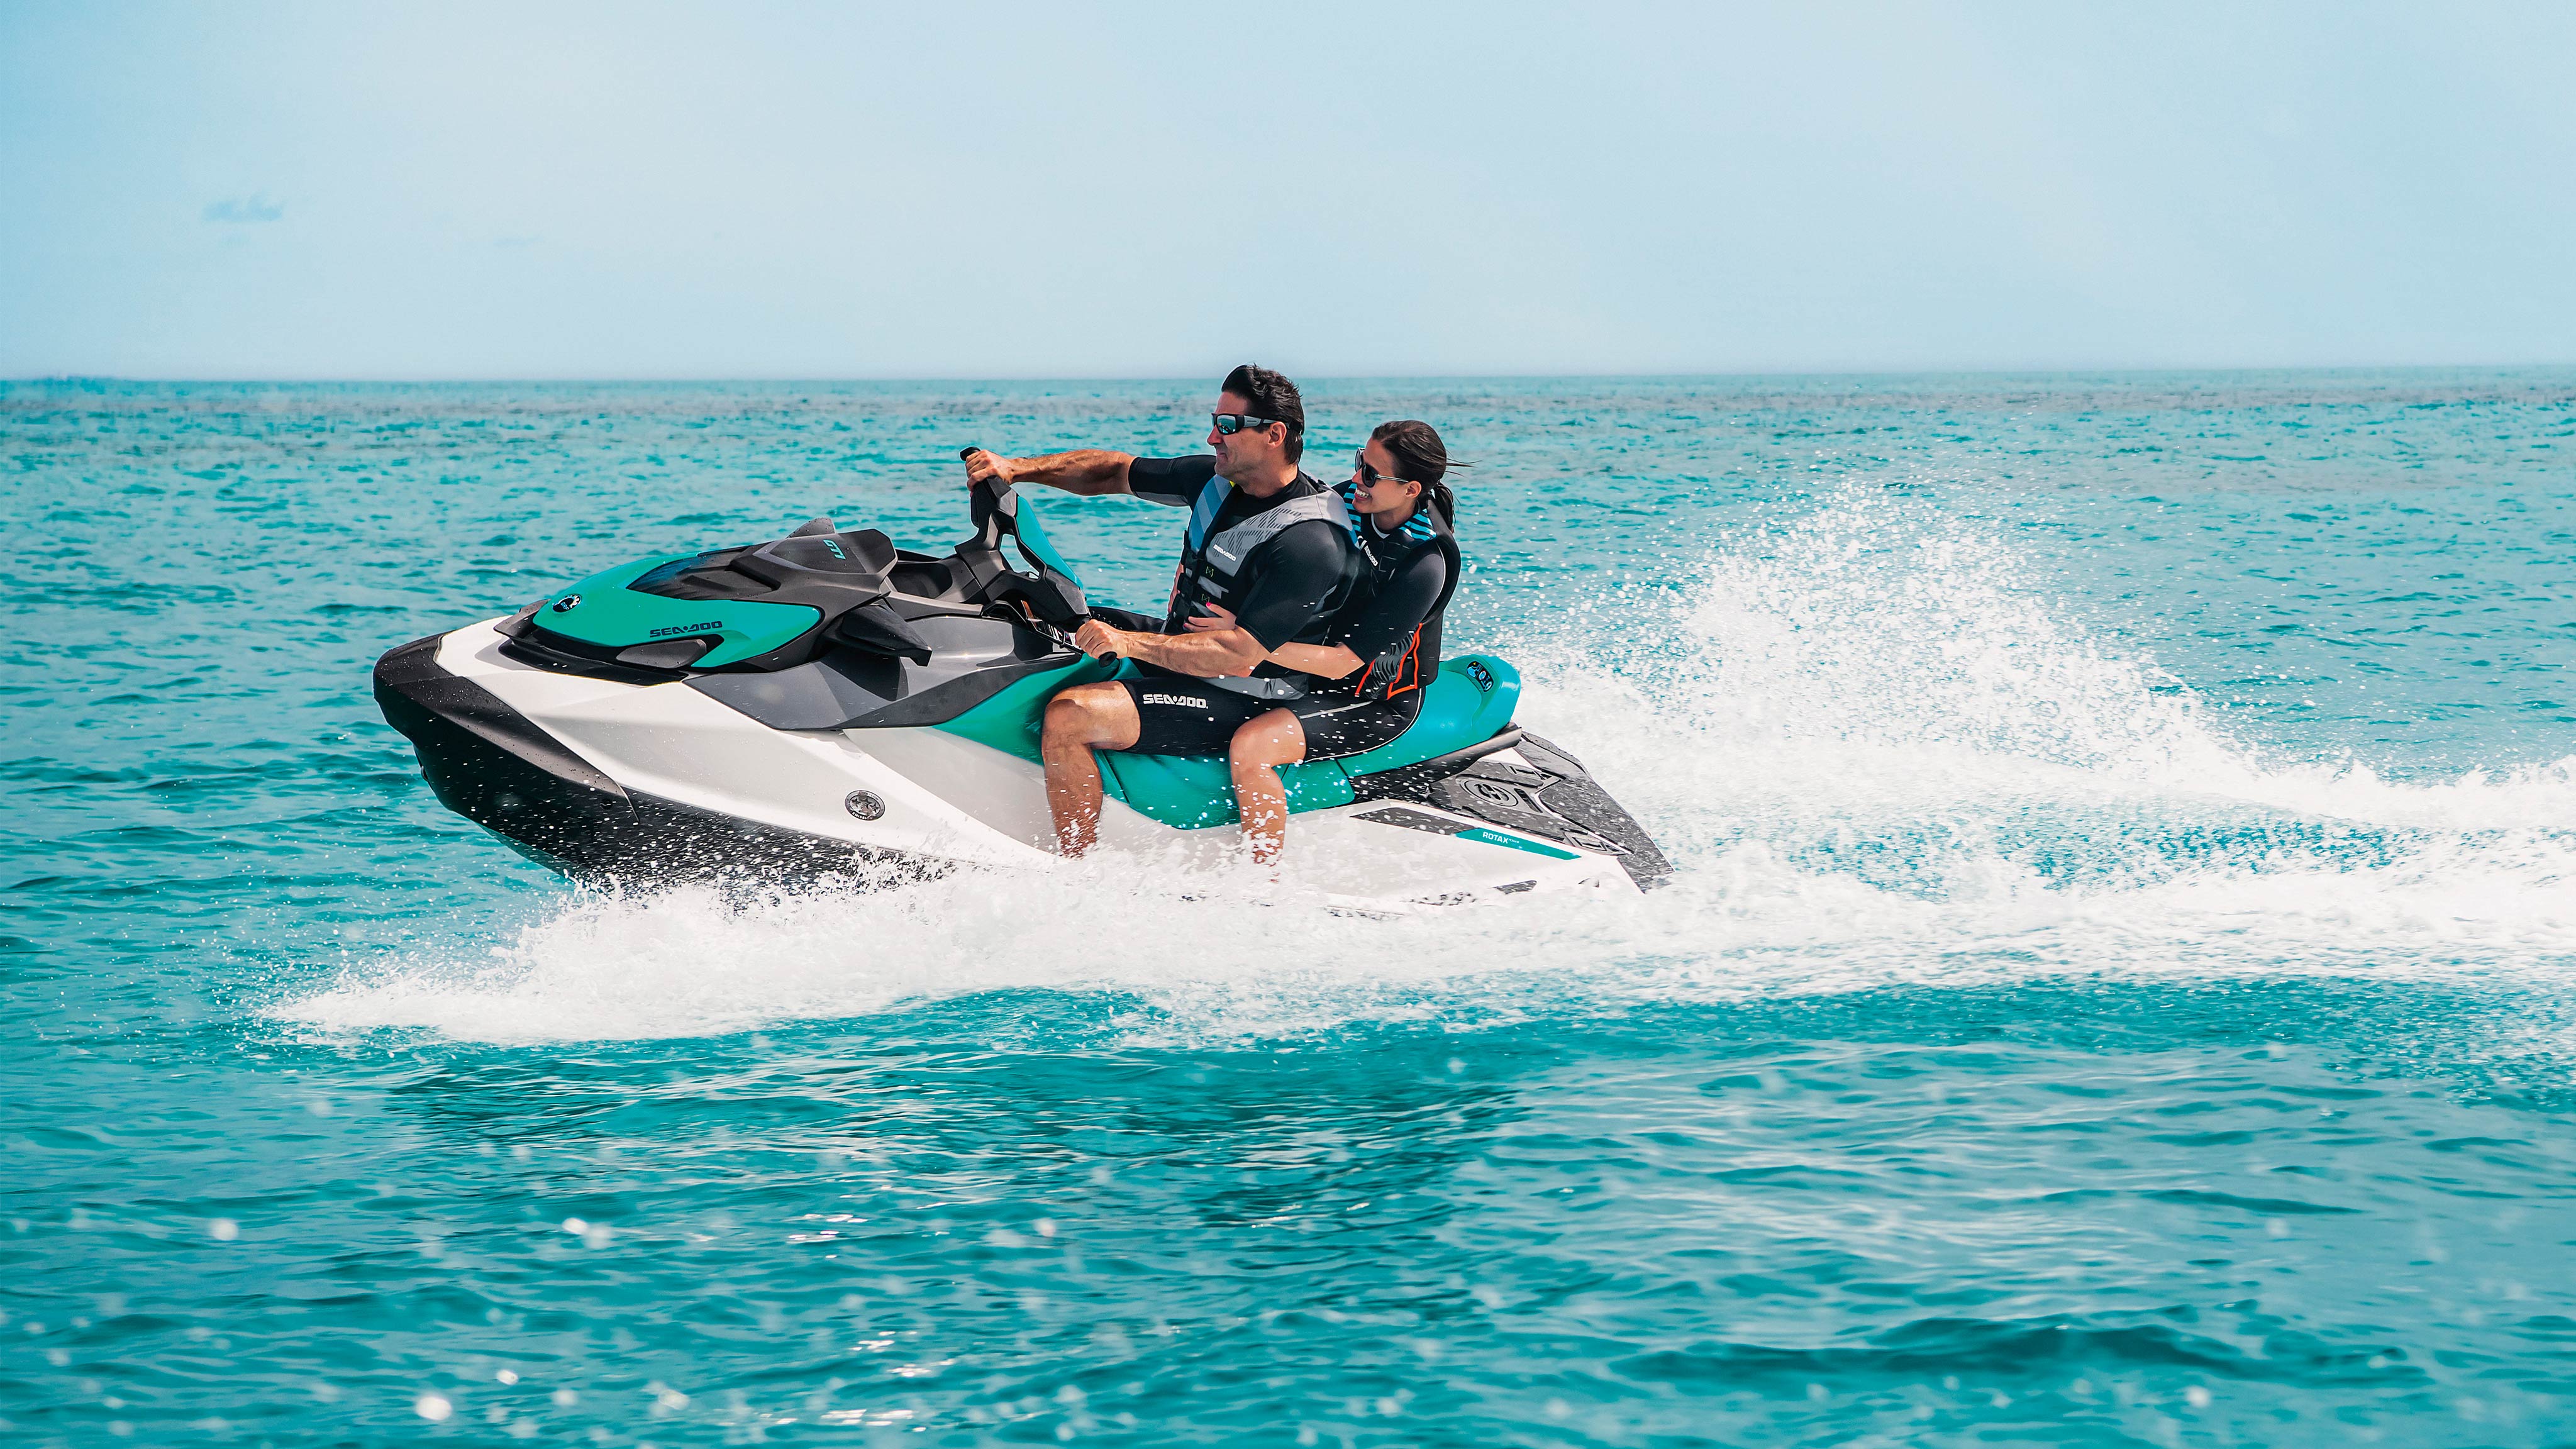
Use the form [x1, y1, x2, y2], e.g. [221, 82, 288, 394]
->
[1040, 684, 1140, 857]
[1228, 708, 1307, 867]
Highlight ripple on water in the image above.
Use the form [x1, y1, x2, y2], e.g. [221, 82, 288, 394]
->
[7, 376, 2576, 1445]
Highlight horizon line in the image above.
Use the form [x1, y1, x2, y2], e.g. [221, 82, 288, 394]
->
[7, 360, 2575, 387]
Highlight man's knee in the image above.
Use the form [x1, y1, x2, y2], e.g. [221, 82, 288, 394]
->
[1044, 684, 1134, 750]
[1041, 692, 1099, 746]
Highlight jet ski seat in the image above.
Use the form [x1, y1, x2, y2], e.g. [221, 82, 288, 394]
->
[928, 653, 1522, 830]
[1091, 655, 1522, 830]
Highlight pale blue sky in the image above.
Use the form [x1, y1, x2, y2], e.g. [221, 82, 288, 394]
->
[4, 1, 2572, 379]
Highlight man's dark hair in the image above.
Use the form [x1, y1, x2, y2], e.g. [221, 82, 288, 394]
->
[1221, 363, 1304, 463]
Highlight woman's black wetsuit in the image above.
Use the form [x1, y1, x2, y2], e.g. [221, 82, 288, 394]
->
[1287, 489, 1460, 759]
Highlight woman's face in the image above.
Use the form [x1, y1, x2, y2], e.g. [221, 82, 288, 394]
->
[1350, 438, 1423, 516]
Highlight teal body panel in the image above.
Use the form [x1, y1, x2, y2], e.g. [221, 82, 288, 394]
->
[535, 557, 823, 669]
[1010, 498, 1080, 586]
[926, 653, 1524, 831]
[1097, 752, 1356, 829]
[930, 655, 1121, 766]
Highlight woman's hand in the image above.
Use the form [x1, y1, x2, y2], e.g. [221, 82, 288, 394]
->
[1182, 604, 1239, 634]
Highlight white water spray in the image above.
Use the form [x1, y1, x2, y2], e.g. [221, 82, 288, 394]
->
[289, 487, 2576, 1043]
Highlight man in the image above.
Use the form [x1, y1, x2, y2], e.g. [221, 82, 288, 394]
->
[960, 364, 1354, 857]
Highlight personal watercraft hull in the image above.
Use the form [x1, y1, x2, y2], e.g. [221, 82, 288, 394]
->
[375, 619, 1672, 909]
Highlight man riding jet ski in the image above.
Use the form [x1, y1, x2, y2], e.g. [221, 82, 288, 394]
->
[371, 377, 1672, 910]
[962, 364, 1357, 857]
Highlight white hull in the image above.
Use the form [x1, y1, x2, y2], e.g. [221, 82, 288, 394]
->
[430, 620, 1642, 911]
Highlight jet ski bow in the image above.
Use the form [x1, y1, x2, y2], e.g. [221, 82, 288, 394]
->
[372, 459, 1671, 907]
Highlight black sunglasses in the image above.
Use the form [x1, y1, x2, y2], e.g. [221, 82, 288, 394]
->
[1211, 413, 1283, 436]
[1353, 453, 1418, 488]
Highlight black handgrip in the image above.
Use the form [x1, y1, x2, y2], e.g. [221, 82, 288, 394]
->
[959, 445, 1011, 550]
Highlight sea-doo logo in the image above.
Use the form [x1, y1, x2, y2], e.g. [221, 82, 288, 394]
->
[551, 594, 582, 613]
[1141, 692, 1208, 709]
[1464, 660, 1495, 691]
[649, 621, 723, 638]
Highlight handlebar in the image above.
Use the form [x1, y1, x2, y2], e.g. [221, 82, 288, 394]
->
[960, 446, 1098, 650]
[959, 446, 1014, 553]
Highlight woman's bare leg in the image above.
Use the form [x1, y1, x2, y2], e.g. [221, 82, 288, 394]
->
[1228, 708, 1308, 866]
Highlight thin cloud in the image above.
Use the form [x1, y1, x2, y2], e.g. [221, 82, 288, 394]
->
[203, 195, 284, 223]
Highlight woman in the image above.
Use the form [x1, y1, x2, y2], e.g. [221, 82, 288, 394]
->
[1185, 419, 1462, 865]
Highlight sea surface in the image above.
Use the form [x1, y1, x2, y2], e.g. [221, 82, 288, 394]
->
[6, 372, 2576, 1447]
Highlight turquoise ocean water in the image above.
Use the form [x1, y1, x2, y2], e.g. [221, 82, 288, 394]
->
[6, 372, 2576, 1445]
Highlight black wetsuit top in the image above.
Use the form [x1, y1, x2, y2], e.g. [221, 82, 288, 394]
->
[1315, 523, 1449, 696]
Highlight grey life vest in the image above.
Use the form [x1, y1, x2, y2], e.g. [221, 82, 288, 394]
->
[1162, 472, 1357, 697]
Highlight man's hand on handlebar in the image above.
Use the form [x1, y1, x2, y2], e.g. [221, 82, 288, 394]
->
[1072, 619, 1131, 659]
[962, 448, 1016, 489]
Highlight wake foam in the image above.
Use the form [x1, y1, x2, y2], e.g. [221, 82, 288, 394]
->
[287, 486, 2576, 1043]
[285, 863, 1649, 1046]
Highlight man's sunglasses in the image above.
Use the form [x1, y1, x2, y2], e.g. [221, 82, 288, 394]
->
[1211, 413, 1284, 436]
[1353, 453, 1418, 488]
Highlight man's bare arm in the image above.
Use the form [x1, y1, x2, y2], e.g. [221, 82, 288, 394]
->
[1181, 606, 1363, 679]
[1071, 619, 1269, 678]
[963, 448, 1133, 497]
[1123, 626, 1272, 678]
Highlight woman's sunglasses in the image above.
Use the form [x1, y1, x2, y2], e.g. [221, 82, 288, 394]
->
[1211, 413, 1282, 436]
[1353, 453, 1418, 488]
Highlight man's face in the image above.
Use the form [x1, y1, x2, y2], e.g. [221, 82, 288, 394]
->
[1207, 390, 1287, 479]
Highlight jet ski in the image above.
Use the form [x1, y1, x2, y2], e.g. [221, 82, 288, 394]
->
[372, 458, 1671, 908]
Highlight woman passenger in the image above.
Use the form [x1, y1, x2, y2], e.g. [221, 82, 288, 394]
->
[1185, 419, 1462, 865]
